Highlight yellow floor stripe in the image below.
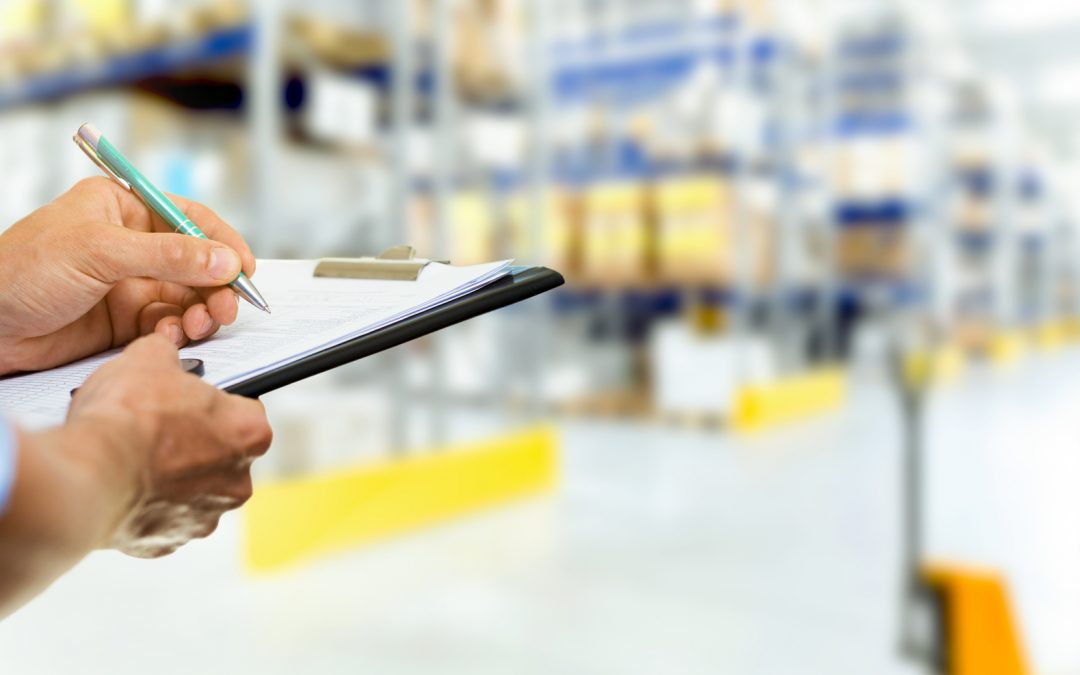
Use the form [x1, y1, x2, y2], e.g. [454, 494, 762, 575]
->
[731, 367, 846, 432]
[1061, 317, 1080, 342]
[989, 331, 1026, 366]
[1033, 321, 1067, 351]
[905, 344, 966, 388]
[244, 425, 558, 572]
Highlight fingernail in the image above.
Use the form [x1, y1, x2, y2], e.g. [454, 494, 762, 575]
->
[200, 313, 214, 335]
[208, 248, 238, 281]
[166, 324, 183, 346]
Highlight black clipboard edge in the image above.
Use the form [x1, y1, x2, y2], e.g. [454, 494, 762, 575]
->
[225, 266, 565, 398]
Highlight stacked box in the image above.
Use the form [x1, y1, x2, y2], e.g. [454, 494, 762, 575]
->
[655, 174, 773, 286]
[581, 182, 652, 284]
[505, 190, 577, 270]
[656, 175, 731, 283]
[449, 190, 495, 266]
[836, 226, 912, 278]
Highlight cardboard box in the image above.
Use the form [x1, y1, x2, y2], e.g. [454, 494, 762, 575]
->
[581, 182, 653, 284]
[836, 226, 912, 278]
[654, 174, 773, 286]
[505, 189, 577, 270]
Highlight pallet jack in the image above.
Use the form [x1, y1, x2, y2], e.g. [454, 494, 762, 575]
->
[895, 349, 1028, 675]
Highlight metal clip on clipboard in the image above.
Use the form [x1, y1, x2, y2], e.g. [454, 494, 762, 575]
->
[313, 245, 450, 281]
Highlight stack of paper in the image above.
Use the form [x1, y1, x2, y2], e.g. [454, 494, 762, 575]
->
[0, 259, 511, 429]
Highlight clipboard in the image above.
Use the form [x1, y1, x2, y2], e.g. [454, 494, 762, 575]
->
[224, 265, 564, 398]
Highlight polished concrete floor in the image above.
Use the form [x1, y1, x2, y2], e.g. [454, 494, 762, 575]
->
[5, 350, 1080, 674]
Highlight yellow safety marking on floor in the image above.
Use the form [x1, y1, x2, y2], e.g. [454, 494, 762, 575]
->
[1061, 317, 1080, 342]
[922, 564, 1028, 675]
[243, 425, 558, 572]
[731, 367, 846, 432]
[989, 331, 1026, 366]
[1033, 321, 1067, 351]
[905, 344, 965, 388]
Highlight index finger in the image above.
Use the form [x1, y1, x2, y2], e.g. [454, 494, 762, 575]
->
[168, 195, 257, 279]
[114, 188, 256, 278]
[121, 333, 182, 367]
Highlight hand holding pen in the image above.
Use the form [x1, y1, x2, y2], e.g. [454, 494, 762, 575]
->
[74, 123, 270, 313]
[0, 176, 258, 374]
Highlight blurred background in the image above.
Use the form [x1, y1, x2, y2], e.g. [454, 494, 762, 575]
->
[4, 0, 1080, 673]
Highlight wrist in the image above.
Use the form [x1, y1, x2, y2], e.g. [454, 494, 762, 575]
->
[33, 411, 147, 549]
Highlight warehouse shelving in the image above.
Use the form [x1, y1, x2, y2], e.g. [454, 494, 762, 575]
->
[1, 0, 1079, 504]
[0, 23, 253, 111]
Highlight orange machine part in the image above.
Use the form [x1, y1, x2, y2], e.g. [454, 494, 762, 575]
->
[923, 565, 1028, 675]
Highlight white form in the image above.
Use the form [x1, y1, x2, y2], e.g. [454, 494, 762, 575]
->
[0, 259, 511, 429]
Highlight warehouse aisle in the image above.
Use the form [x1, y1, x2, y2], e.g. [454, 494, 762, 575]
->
[6, 352, 1080, 674]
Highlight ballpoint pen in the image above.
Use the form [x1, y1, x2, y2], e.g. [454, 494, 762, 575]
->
[73, 122, 271, 314]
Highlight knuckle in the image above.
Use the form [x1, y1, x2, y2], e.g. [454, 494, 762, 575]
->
[241, 401, 273, 455]
[125, 545, 178, 559]
[233, 477, 254, 506]
[158, 236, 194, 270]
[73, 175, 115, 195]
[252, 410, 273, 447]
[183, 200, 215, 225]
[193, 517, 221, 539]
[222, 396, 272, 454]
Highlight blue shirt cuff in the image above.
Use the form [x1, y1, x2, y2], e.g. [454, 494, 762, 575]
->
[0, 418, 15, 516]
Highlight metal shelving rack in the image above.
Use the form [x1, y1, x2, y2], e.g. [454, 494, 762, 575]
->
[0, 24, 253, 110]
[0, 0, 550, 460]
[4, 0, 1080, 439]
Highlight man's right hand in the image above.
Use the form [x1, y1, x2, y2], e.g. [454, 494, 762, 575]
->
[63, 334, 273, 558]
[0, 177, 257, 376]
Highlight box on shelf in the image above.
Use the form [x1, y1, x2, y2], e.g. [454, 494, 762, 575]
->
[654, 174, 773, 286]
[452, 0, 524, 101]
[288, 14, 389, 69]
[581, 182, 653, 285]
[833, 136, 915, 199]
[836, 226, 912, 278]
[450, 189, 496, 265]
[953, 317, 995, 355]
[0, 0, 47, 48]
[655, 175, 731, 283]
[505, 189, 578, 270]
[406, 188, 497, 266]
[952, 196, 993, 231]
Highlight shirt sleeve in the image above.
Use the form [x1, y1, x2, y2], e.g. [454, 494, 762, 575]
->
[0, 418, 15, 515]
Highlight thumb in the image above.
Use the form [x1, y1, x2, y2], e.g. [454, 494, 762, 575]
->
[95, 228, 242, 286]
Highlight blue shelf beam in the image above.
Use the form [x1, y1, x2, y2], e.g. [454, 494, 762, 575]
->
[834, 198, 914, 226]
[0, 24, 253, 111]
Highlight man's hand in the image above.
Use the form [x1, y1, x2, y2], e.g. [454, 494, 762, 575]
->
[0, 177, 256, 375]
[0, 335, 272, 616]
[67, 335, 273, 558]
